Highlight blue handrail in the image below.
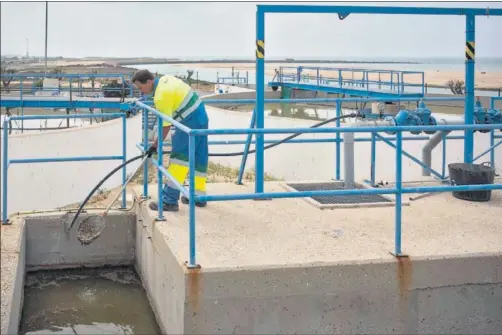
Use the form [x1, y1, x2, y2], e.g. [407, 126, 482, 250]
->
[133, 97, 501, 268]
[1, 112, 128, 223]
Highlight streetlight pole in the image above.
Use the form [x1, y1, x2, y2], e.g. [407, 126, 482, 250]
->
[44, 1, 48, 73]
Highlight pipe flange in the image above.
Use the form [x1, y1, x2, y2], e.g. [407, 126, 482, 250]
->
[424, 116, 438, 135]
[384, 116, 397, 135]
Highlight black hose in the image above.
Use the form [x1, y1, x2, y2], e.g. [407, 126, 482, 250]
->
[67, 154, 145, 232]
[208, 113, 358, 157]
[68, 112, 357, 231]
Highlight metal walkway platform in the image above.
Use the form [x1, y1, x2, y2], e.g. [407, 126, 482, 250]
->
[269, 66, 425, 99]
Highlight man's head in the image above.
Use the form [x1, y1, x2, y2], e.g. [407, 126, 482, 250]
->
[132, 69, 156, 94]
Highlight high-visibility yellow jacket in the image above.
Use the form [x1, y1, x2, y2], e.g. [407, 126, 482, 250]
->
[153, 75, 202, 126]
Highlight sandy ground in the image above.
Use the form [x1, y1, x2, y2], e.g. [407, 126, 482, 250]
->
[173, 62, 502, 89]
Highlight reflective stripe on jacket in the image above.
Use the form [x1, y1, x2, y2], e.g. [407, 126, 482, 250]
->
[153, 75, 201, 126]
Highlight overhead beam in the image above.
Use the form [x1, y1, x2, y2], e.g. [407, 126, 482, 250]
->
[257, 5, 502, 16]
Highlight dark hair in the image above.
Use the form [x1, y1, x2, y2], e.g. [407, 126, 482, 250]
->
[132, 69, 155, 84]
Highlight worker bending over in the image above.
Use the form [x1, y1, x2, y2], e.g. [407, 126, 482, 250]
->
[132, 69, 208, 212]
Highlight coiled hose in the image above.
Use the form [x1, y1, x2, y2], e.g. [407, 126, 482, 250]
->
[68, 112, 358, 231]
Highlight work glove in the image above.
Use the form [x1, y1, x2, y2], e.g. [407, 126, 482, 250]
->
[146, 146, 157, 157]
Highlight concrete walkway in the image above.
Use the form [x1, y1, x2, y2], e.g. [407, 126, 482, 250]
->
[134, 182, 502, 269]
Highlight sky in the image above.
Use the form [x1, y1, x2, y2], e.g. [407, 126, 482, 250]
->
[1, 1, 501, 60]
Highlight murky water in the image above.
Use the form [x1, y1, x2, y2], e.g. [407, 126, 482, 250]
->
[19, 267, 161, 335]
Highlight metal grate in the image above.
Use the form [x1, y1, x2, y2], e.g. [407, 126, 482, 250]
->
[286, 182, 391, 205]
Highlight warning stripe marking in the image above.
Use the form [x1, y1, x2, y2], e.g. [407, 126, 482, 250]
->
[466, 41, 475, 60]
[256, 40, 264, 59]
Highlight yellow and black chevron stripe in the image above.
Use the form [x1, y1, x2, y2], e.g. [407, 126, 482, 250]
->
[256, 40, 264, 59]
[466, 41, 475, 61]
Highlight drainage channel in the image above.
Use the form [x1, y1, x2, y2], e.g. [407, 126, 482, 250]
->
[19, 266, 161, 335]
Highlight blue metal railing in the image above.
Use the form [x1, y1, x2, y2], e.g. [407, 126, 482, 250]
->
[270, 66, 425, 97]
[0, 73, 138, 98]
[1, 113, 128, 223]
[132, 96, 501, 268]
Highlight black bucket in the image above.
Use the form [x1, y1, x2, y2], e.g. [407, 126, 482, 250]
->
[448, 162, 496, 202]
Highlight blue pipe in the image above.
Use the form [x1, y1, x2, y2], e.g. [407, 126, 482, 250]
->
[9, 156, 124, 164]
[136, 101, 191, 134]
[8, 113, 125, 121]
[335, 102, 341, 180]
[142, 109, 149, 198]
[203, 97, 465, 105]
[156, 115, 164, 221]
[237, 108, 257, 185]
[442, 133, 447, 179]
[121, 115, 127, 209]
[198, 186, 397, 202]
[370, 132, 376, 186]
[464, 14, 475, 163]
[395, 131, 403, 256]
[255, 8, 265, 194]
[203, 135, 466, 145]
[490, 131, 495, 167]
[2, 121, 8, 223]
[257, 4, 502, 16]
[191, 124, 502, 136]
[402, 183, 502, 194]
[196, 182, 502, 203]
[188, 135, 197, 267]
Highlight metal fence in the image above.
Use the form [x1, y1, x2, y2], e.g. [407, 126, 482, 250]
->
[1, 112, 128, 223]
[134, 96, 502, 268]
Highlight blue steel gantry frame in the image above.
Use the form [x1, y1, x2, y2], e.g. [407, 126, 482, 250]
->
[254, 4, 502, 195]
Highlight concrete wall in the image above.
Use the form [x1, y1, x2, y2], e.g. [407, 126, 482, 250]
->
[0, 114, 143, 218]
[133, 198, 502, 334]
[0, 218, 26, 335]
[181, 255, 502, 334]
[23, 212, 136, 271]
[134, 199, 186, 334]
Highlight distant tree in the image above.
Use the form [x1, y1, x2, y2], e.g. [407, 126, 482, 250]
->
[186, 70, 194, 86]
[1, 66, 16, 93]
[50, 67, 64, 80]
[90, 69, 98, 90]
[446, 79, 465, 95]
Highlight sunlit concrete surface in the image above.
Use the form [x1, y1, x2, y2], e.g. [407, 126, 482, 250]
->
[133, 182, 502, 334]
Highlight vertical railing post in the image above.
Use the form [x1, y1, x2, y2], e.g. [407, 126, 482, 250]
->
[370, 132, 376, 186]
[335, 101, 341, 180]
[237, 109, 257, 185]
[20, 78, 24, 133]
[394, 131, 403, 256]
[442, 133, 447, 179]
[464, 14, 475, 163]
[490, 130, 495, 168]
[121, 114, 127, 208]
[156, 115, 164, 220]
[142, 108, 149, 198]
[421, 73, 425, 96]
[255, 8, 265, 194]
[188, 133, 197, 267]
[2, 120, 9, 224]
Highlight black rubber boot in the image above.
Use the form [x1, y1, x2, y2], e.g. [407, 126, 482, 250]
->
[181, 196, 207, 208]
[149, 201, 179, 212]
